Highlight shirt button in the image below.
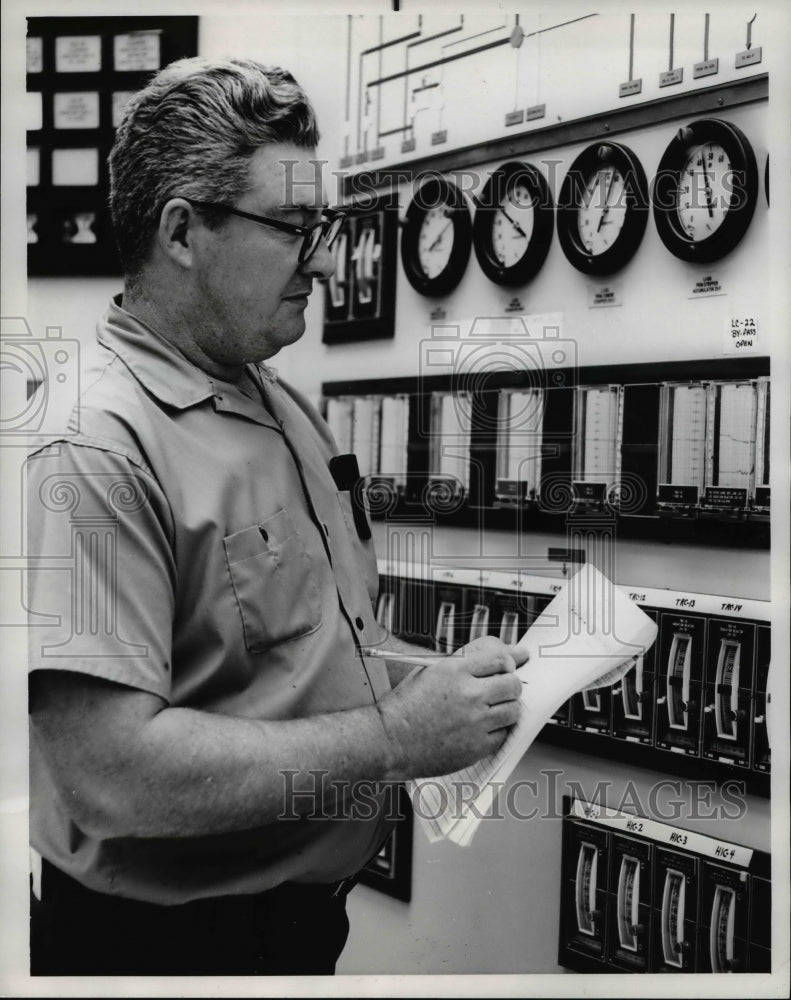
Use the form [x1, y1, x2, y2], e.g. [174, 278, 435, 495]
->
[355, 616, 364, 630]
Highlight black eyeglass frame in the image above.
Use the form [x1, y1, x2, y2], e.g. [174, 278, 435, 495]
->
[182, 198, 346, 264]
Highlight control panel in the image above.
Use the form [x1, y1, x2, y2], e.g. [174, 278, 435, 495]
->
[324, 355, 770, 543]
[375, 562, 771, 794]
[559, 796, 771, 973]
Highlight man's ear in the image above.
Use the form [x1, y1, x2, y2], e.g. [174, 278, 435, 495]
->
[157, 198, 199, 269]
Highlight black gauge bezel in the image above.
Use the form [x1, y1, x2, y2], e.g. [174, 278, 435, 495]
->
[652, 118, 759, 264]
[472, 161, 554, 287]
[556, 141, 649, 276]
[764, 152, 769, 207]
[400, 175, 472, 297]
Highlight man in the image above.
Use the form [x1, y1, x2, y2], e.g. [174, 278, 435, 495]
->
[26, 57, 525, 976]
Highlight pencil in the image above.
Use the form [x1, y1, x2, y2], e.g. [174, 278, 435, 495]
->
[363, 647, 432, 666]
[363, 646, 528, 683]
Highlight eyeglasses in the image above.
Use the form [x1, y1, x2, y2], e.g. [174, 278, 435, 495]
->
[183, 199, 346, 265]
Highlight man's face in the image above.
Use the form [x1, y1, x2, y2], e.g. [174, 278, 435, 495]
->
[189, 142, 334, 372]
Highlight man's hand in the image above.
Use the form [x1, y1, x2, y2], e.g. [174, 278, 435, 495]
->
[375, 635, 528, 780]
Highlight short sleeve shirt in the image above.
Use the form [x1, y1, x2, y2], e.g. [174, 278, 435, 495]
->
[26, 297, 393, 904]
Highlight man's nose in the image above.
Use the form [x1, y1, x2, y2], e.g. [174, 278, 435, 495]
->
[301, 236, 335, 280]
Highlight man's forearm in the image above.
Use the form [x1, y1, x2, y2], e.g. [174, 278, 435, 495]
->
[32, 636, 524, 843]
[31, 671, 398, 841]
[132, 703, 397, 837]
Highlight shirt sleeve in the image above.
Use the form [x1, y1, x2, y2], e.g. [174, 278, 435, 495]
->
[25, 440, 176, 701]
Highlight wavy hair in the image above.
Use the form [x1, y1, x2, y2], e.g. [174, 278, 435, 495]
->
[109, 57, 320, 283]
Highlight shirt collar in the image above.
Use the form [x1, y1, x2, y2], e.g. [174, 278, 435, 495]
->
[97, 295, 216, 410]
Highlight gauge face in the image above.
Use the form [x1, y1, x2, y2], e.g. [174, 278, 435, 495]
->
[401, 176, 472, 296]
[676, 142, 732, 241]
[417, 205, 456, 279]
[473, 161, 553, 286]
[652, 118, 758, 264]
[578, 166, 628, 255]
[557, 142, 648, 275]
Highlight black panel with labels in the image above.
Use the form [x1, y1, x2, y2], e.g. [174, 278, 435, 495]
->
[559, 797, 771, 974]
[323, 358, 770, 546]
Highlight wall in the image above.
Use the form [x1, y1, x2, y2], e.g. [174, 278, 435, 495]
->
[5, 2, 788, 989]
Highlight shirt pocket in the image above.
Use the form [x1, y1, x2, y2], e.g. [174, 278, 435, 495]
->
[223, 508, 323, 653]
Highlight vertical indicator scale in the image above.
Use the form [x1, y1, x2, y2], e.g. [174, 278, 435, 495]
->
[561, 817, 609, 962]
[327, 227, 350, 317]
[434, 599, 456, 654]
[661, 868, 687, 967]
[352, 395, 380, 476]
[378, 394, 410, 496]
[494, 388, 544, 505]
[573, 385, 623, 505]
[700, 863, 748, 972]
[576, 842, 599, 936]
[468, 603, 491, 641]
[714, 641, 741, 740]
[375, 590, 396, 634]
[652, 845, 697, 972]
[703, 381, 757, 510]
[326, 396, 355, 453]
[655, 614, 705, 755]
[621, 654, 644, 720]
[703, 619, 755, 768]
[667, 633, 692, 730]
[612, 607, 657, 745]
[617, 855, 641, 951]
[658, 382, 708, 509]
[607, 833, 651, 969]
[753, 378, 770, 512]
[493, 587, 536, 648]
[710, 886, 737, 972]
[499, 609, 519, 644]
[428, 391, 472, 505]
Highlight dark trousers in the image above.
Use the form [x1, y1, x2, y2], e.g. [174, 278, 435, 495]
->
[31, 859, 352, 976]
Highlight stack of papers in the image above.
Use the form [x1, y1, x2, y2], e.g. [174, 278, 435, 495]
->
[410, 564, 659, 846]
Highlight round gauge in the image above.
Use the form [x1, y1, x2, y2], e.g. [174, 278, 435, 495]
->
[652, 118, 758, 264]
[473, 161, 554, 286]
[557, 141, 649, 275]
[401, 175, 472, 296]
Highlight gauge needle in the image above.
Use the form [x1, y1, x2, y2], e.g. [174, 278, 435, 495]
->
[428, 221, 452, 251]
[597, 170, 617, 233]
[499, 206, 527, 239]
[699, 157, 715, 218]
